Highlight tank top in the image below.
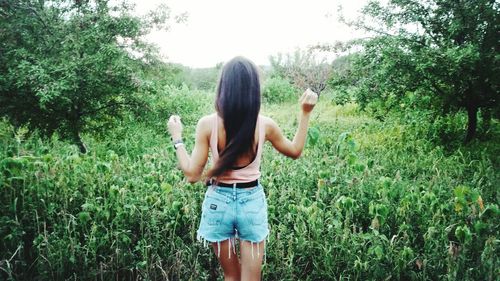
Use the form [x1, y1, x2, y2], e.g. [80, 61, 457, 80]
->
[209, 113, 265, 183]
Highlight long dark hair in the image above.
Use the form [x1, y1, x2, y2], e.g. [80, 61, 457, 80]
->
[206, 57, 261, 178]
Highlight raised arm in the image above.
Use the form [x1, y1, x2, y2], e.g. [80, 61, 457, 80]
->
[266, 89, 318, 159]
[167, 115, 210, 183]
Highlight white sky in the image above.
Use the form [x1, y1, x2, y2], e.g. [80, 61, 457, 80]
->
[134, 0, 368, 68]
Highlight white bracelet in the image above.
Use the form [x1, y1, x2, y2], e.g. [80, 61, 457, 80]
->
[173, 140, 184, 149]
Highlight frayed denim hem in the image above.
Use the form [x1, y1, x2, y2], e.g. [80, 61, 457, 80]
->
[197, 232, 269, 260]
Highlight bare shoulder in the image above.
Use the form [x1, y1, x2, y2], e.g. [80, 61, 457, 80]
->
[198, 113, 215, 125]
[259, 115, 276, 126]
[196, 113, 215, 137]
[259, 115, 279, 140]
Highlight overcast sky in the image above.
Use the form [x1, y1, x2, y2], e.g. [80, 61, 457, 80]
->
[134, 0, 368, 68]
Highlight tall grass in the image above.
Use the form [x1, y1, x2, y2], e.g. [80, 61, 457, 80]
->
[1, 88, 498, 280]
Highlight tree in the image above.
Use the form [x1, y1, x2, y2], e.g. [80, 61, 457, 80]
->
[333, 0, 499, 142]
[0, 0, 178, 152]
[269, 49, 332, 95]
[185, 66, 220, 91]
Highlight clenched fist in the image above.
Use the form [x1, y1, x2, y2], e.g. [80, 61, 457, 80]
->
[299, 88, 319, 113]
[167, 115, 183, 140]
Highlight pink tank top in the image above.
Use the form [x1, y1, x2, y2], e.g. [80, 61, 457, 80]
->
[209, 113, 265, 183]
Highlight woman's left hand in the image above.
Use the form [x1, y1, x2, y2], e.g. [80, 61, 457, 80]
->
[299, 88, 319, 114]
[167, 115, 183, 140]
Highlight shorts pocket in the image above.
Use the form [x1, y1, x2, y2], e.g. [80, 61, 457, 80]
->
[201, 196, 227, 226]
[244, 195, 268, 226]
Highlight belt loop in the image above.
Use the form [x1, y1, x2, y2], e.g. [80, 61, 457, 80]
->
[232, 183, 236, 200]
[209, 179, 216, 192]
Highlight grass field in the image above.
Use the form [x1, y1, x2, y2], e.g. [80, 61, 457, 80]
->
[1, 90, 498, 280]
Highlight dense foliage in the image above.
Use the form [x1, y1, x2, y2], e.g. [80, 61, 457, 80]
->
[269, 50, 332, 94]
[0, 0, 174, 152]
[1, 1, 499, 280]
[1, 89, 498, 280]
[262, 76, 298, 104]
[331, 0, 500, 142]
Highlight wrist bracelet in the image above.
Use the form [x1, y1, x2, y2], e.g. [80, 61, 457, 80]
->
[172, 139, 184, 149]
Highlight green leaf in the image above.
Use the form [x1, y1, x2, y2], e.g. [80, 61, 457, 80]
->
[307, 126, 320, 146]
[78, 212, 91, 223]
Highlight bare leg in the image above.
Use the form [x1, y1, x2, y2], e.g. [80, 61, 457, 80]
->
[212, 239, 241, 281]
[239, 240, 265, 281]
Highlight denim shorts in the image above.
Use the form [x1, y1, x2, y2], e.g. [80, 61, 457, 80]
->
[197, 183, 269, 246]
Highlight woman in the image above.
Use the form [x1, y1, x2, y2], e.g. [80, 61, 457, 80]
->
[167, 56, 318, 281]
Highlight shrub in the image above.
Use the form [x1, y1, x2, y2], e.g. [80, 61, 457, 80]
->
[262, 77, 298, 103]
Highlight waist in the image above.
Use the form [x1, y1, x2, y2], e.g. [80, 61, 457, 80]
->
[205, 182, 264, 200]
[206, 179, 259, 189]
[212, 169, 261, 184]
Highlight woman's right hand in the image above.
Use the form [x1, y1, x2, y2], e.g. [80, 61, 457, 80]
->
[167, 115, 183, 141]
[299, 88, 319, 114]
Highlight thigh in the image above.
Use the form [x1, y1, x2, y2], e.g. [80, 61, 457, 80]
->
[212, 239, 241, 278]
[239, 240, 265, 281]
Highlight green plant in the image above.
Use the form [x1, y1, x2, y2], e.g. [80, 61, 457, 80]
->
[0, 94, 498, 280]
[333, 0, 500, 142]
[262, 77, 298, 104]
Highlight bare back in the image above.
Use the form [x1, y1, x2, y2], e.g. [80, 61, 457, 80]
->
[214, 114, 261, 168]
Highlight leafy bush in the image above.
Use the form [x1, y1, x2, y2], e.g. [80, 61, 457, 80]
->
[0, 100, 498, 280]
[130, 84, 213, 133]
[0, 0, 178, 152]
[332, 0, 499, 142]
[262, 77, 298, 103]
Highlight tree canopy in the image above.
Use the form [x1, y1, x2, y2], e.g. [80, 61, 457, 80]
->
[270, 49, 332, 95]
[332, 0, 499, 142]
[0, 0, 176, 152]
